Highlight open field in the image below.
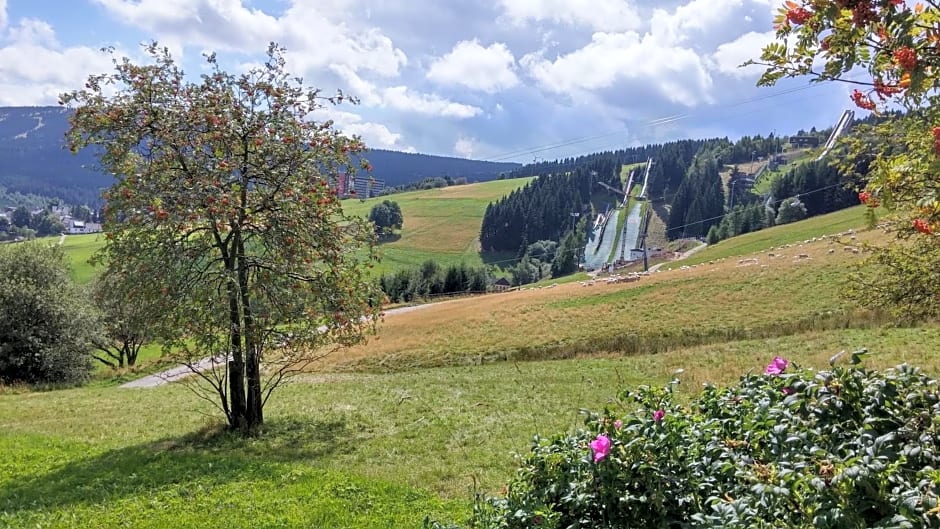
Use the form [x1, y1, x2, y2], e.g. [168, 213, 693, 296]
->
[329, 179, 530, 274]
[751, 147, 815, 195]
[321, 226, 882, 372]
[3, 197, 932, 528]
[2, 325, 939, 527]
[25, 233, 105, 284]
[58, 233, 104, 283]
[39, 179, 532, 285]
[620, 161, 646, 182]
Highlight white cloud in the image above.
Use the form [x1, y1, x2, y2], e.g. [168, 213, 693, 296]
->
[497, 0, 642, 31]
[521, 32, 713, 106]
[329, 64, 383, 105]
[92, 0, 408, 78]
[329, 64, 482, 119]
[711, 31, 775, 78]
[454, 135, 477, 158]
[427, 40, 518, 93]
[320, 107, 411, 151]
[6, 18, 58, 47]
[382, 86, 482, 118]
[0, 0, 8, 31]
[650, 0, 744, 47]
[0, 20, 115, 106]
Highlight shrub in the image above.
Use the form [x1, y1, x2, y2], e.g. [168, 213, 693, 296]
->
[0, 244, 96, 385]
[465, 354, 940, 528]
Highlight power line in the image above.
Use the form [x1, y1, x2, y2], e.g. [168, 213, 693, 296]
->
[484, 82, 826, 163]
[665, 182, 848, 234]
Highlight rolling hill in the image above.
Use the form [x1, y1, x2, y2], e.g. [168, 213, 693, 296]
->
[0, 106, 520, 205]
[5, 202, 938, 529]
[52, 178, 533, 283]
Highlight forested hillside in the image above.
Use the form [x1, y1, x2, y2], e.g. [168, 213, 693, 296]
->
[364, 150, 519, 186]
[0, 107, 519, 205]
[0, 107, 105, 204]
[480, 157, 621, 253]
[482, 129, 865, 258]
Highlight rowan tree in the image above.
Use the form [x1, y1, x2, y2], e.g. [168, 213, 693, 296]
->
[754, 0, 940, 317]
[89, 270, 156, 368]
[62, 43, 380, 433]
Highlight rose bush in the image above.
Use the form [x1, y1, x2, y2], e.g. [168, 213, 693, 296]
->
[430, 354, 940, 528]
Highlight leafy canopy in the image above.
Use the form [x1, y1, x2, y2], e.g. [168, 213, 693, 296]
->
[61, 43, 380, 432]
[755, 0, 940, 317]
[0, 243, 95, 385]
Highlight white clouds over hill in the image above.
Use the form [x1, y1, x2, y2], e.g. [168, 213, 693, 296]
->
[0, 0, 847, 160]
[427, 40, 519, 94]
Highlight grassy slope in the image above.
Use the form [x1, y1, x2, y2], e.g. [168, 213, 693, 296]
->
[2, 325, 939, 528]
[341, 179, 531, 274]
[5, 200, 935, 527]
[49, 179, 532, 285]
[751, 148, 814, 196]
[673, 205, 870, 268]
[327, 242, 871, 372]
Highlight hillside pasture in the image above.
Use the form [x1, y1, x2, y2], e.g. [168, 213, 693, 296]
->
[2, 325, 939, 527]
[2, 203, 937, 528]
[341, 179, 532, 274]
[311, 220, 884, 373]
[674, 205, 873, 267]
[44, 179, 531, 285]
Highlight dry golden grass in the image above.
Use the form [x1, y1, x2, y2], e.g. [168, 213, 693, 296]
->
[315, 228, 888, 372]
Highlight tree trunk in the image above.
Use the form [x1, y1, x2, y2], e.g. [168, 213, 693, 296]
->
[237, 234, 263, 431]
[226, 269, 247, 432]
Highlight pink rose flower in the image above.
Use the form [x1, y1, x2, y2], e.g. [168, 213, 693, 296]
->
[590, 434, 610, 463]
[765, 356, 789, 375]
[782, 387, 794, 396]
[613, 419, 623, 430]
[653, 409, 665, 422]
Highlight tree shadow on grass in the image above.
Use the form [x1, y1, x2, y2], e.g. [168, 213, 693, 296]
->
[0, 416, 350, 515]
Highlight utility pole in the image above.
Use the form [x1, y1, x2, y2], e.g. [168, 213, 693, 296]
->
[641, 208, 652, 272]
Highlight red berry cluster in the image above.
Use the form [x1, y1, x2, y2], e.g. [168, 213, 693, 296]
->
[913, 218, 933, 234]
[787, 6, 812, 25]
[858, 191, 879, 208]
[873, 78, 903, 99]
[851, 89, 876, 110]
[894, 47, 917, 72]
[933, 126, 940, 155]
[834, 0, 878, 24]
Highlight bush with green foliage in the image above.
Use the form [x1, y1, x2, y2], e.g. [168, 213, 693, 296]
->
[369, 199, 404, 236]
[379, 260, 490, 302]
[775, 196, 808, 225]
[0, 244, 95, 385]
[456, 355, 940, 528]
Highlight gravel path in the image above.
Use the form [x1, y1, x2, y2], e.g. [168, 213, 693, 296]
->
[648, 242, 708, 272]
[119, 303, 442, 389]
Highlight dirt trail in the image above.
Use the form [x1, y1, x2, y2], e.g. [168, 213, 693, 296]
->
[119, 302, 443, 388]
[648, 242, 707, 272]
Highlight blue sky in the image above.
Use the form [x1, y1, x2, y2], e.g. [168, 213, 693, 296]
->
[0, 0, 860, 162]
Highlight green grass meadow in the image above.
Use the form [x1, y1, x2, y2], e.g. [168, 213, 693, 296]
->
[2, 325, 939, 528]
[5, 197, 939, 528]
[341, 179, 531, 275]
[672, 205, 873, 268]
[33, 178, 531, 286]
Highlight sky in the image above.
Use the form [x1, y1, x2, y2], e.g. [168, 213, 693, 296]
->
[0, 0, 860, 163]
